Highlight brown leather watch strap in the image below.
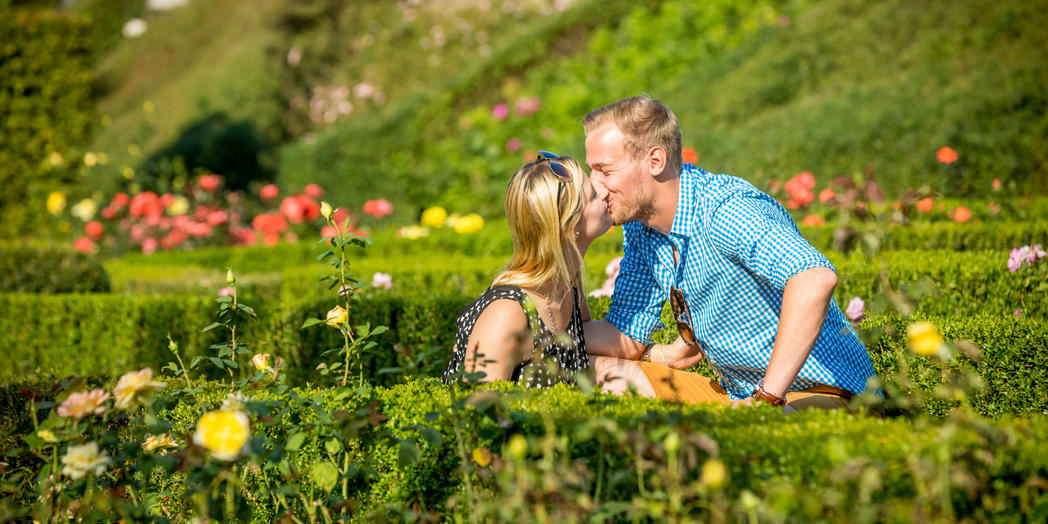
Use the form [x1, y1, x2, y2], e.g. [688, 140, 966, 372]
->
[751, 385, 786, 406]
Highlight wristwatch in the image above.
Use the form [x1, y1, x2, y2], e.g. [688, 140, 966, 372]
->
[751, 382, 786, 406]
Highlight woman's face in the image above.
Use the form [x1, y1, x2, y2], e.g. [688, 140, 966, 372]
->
[576, 173, 614, 242]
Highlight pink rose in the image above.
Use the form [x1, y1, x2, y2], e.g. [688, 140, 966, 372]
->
[845, 297, 865, 324]
[492, 103, 509, 121]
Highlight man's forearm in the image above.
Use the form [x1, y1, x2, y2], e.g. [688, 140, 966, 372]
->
[583, 320, 645, 360]
[762, 266, 837, 397]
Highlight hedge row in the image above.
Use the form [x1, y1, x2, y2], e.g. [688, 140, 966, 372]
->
[3, 291, 1046, 417]
[4, 379, 1046, 520]
[102, 218, 1048, 274]
[103, 249, 1048, 321]
[0, 243, 110, 293]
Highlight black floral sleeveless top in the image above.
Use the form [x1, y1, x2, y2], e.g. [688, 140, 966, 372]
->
[441, 284, 588, 388]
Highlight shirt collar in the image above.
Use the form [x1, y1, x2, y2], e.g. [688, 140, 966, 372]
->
[668, 163, 702, 237]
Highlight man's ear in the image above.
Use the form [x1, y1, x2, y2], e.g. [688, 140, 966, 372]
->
[647, 146, 668, 178]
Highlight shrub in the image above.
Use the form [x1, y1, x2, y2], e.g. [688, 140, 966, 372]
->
[3, 288, 1046, 417]
[0, 8, 94, 238]
[0, 243, 110, 293]
[3, 378, 1046, 520]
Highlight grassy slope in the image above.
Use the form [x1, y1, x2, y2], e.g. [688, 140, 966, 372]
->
[87, 0, 284, 191]
[678, 0, 1048, 194]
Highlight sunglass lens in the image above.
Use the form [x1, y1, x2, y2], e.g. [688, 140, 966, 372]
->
[537, 150, 560, 160]
[548, 161, 570, 180]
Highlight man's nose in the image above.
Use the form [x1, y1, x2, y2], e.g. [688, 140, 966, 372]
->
[591, 177, 609, 200]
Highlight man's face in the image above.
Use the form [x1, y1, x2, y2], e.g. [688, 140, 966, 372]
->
[585, 122, 650, 225]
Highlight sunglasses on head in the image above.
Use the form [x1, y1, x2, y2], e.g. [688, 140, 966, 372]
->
[537, 150, 573, 215]
[537, 150, 571, 181]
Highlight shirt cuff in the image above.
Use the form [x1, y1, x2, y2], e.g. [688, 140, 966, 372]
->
[604, 307, 664, 345]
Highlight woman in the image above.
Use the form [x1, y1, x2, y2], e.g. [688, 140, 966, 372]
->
[441, 152, 614, 386]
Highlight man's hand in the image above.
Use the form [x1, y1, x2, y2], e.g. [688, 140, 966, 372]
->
[730, 397, 755, 408]
[660, 336, 705, 369]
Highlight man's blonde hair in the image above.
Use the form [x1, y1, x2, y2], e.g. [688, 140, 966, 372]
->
[582, 95, 683, 176]
[493, 156, 588, 297]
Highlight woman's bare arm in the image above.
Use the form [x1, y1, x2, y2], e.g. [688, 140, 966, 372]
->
[463, 299, 532, 382]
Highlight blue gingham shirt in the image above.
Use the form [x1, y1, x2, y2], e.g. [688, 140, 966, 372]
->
[606, 164, 877, 400]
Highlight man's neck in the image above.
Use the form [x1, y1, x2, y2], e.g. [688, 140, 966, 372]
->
[643, 174, 681, 234]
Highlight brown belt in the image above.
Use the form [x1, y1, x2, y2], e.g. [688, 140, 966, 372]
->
[799, 384, 854, 400]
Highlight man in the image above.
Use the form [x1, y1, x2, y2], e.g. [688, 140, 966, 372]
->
[582, 96, 877, 411]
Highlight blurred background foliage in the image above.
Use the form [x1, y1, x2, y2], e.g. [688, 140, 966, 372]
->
[2, 0, 1046, 237]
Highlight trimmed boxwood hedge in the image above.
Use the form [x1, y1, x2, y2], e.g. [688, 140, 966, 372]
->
[3, 290, 1046, 417]
[0, 243, 111, 293]
[104, 248, 1048, 322]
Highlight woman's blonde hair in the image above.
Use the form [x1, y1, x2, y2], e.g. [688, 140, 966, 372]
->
[492, 155, 588, 297]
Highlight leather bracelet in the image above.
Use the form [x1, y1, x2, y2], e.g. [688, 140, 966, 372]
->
[751, 383, 786, 407]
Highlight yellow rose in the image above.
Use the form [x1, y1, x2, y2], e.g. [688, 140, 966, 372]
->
[420, 206, 448, 228]
[453, 213, 484, 234]
[193, 409, 250, 461]
[61, 441, 110, 479]
[37, 430, 58, 443]
[507, 434, 528, 460]
[702, 458, 727, 488]
[83, 152, 97, 167]
[143, 433, 178, 452]
[113, 368, 166, 410]
[320, 201, 333, 219]
[251, 353, 270, 371]
[70, 198, 97, 222]
[166, 195, 190, 216]
[396, 225, 430, 240]
[48, 151, 64, 166]
[907, 321, 943, 356]
[221, 392, 248, 412]
[46, 191, 67, 215]
[326, 305, 348, 328]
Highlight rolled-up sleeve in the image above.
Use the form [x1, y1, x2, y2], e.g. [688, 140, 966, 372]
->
[708, 192, 834, 290]
[605, 223, 666, 343]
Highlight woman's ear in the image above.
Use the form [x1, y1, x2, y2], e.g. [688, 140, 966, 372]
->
[647, 146, 668, 178]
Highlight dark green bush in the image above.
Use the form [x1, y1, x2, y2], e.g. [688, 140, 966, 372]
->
[0, 8, 94, 238]
[0, 244, 111, 293]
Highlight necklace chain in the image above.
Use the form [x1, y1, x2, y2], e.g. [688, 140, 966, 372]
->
[543, 288, 570, 333]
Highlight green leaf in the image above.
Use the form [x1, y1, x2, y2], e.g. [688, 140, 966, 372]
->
[398, 439, 420, 469]
[371, 326, 389, 336]
[325, 438, 342, 454]
[419, 427, 443, 447]
[316, 251, 335, 261]
[286, 432, 307, 451]
[301, 318, 325, 329]
[310, 461, 339, 492]
[208, 357, 224, 369]
[202, 322, 222, 333]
